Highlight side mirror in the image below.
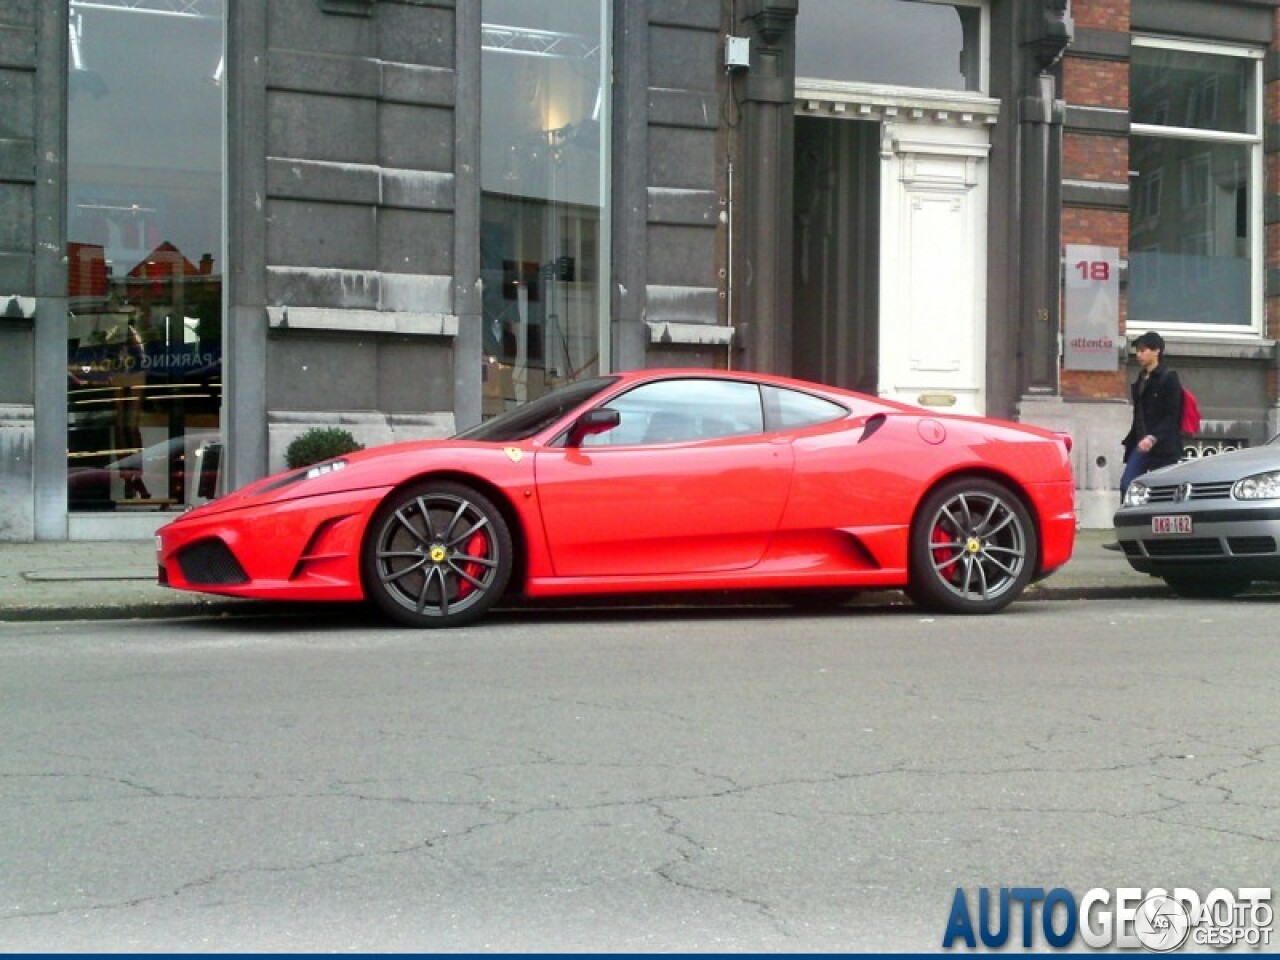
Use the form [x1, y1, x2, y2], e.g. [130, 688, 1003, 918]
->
[566, 407, 620, 446]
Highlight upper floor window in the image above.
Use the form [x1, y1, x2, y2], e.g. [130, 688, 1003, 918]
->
[796, 0, 987, 94]
[1129, 37, 1263, 334]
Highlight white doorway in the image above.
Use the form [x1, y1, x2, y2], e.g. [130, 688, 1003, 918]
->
[794, 85, 998, 413]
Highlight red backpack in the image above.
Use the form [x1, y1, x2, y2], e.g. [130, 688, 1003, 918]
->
[1181, 386, 1201, 437]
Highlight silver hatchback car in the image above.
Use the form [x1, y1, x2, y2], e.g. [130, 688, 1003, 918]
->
[1114, 436, 1280, 597]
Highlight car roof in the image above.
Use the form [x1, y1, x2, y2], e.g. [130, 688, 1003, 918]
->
[607, 367, 916, 411]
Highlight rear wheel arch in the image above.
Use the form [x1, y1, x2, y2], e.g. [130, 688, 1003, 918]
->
[906, 471, 1041, 614]
[911, 468, 1044, 573]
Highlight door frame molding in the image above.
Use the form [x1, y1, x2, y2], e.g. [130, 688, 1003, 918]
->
[794, 82, 998, 414]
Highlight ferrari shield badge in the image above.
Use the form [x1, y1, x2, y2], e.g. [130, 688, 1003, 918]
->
[504, 447, 522, 463]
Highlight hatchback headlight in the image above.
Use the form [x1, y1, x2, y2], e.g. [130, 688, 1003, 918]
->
[1124, 481, 1150, 507]
[1233, 470, 1280, 500]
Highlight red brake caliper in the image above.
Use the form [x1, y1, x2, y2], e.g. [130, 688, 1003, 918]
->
[931, 522, 961, 584]
[454, 531, 490, 599]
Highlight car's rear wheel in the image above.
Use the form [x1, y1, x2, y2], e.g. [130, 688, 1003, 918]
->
[363, 481, 513, 628]
[907, 477, 1037, 615]
[1163, 576, 1249, 599]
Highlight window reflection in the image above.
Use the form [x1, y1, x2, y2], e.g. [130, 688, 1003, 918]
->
[1129, 137, 1252, 326]
[66, 1, 224, 511]
[480, 1, 611, 416]
[1129, 41, 1261, 330]
[1132, 45, 1254, 135]
[797, 0, 983, 92]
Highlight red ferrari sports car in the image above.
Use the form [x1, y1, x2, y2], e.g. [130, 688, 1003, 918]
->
[156, 370, 1076, 626]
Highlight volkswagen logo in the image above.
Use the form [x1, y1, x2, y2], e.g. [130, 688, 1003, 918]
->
[1174, 482, 1193, 503]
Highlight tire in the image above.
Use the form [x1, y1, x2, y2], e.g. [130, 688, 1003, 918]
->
[907, 477, 1037, 615]
[362, 481, 513, 628]
[1163, 576, 1249, 599]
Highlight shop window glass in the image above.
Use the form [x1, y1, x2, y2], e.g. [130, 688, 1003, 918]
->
[1129, 39, 1262, 333]
[66, 0, 224, 511]
[480, 1, 611, 416]
[797, 0, 985, 93]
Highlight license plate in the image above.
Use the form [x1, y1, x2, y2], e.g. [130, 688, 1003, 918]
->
[1152, 515, 1192, 535]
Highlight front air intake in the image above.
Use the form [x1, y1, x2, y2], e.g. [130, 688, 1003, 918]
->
[175, 538, 250, 586]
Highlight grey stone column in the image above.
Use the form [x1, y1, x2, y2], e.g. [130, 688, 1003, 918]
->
[735, 0, 797, 374]
[453, 1, 483, 430]
[224, 0, 270, 490]
[33, 1, 69, 538]
[610, 0, 649, 373]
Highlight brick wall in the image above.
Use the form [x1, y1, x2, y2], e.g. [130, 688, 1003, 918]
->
[1062, 132, 1128, 183]
[1070, 0, 1128, 33]
[1270, 8, 1280, 344]
[1062, 58, 1127, 111]
[1060, 0, 1130, 403]
[1062, 208, 1127, 251]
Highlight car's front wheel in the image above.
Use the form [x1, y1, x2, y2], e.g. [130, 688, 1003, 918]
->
[907, 477, 1037, 614]
[1163, 576, 1249, 599]
[362, 481, 513, 628]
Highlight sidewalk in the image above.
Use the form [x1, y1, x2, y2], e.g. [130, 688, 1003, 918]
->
[0, 528, 1170, 623]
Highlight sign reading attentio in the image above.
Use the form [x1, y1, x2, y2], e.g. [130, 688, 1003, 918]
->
[1064, 244, 1120, 371]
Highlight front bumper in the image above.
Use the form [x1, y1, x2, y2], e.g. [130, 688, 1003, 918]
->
[1113, 504, 1280, 578]
[157, 486, 390, 601]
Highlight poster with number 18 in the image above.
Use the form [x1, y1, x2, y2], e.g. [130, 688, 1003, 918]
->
[1063, 244, 1120, 371]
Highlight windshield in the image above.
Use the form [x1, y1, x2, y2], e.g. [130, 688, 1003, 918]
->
[455, 376, 619, 442]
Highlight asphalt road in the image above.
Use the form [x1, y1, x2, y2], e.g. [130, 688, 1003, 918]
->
[1, 598, 1276, 952]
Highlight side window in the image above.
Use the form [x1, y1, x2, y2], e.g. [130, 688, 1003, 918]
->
[583, 379, 764, 446]
[763, 385, 849, 430]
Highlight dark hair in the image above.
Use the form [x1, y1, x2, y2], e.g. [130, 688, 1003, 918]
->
[1133, 330, 1165, 353]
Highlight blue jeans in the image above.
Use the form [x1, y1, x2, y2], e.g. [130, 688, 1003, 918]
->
[1119, 449, 1149, 502]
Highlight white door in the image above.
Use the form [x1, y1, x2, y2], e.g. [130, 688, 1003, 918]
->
[878, 121, 990, 415]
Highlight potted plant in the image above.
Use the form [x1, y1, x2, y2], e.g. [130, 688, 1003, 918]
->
[284, 426, 364, 470]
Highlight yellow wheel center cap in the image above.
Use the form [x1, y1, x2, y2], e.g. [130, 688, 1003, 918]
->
[966, 538, 983, 554]
[429, 545, 447, 564]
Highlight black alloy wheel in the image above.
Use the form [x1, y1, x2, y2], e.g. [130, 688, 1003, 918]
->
[907, 477, 1037, 614]
[363, 481, 513, 628]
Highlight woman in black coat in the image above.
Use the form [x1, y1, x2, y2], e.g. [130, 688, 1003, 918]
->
[1120, 330, 1183, 499]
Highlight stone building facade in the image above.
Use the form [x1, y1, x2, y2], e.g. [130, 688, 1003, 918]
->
[0, 0, 1274, 542]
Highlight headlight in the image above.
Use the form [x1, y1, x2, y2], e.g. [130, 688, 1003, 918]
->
[305, 459, 348, 481]
[1233, 470, 1280, 500]
[1124, 482, 1150, 507]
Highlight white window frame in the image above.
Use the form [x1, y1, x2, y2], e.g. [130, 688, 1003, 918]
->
[1130, 35, 1264, 338]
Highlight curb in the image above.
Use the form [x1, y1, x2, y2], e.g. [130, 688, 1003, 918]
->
[0, 599, 264, 623]
[0, 582, 1173, 623]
